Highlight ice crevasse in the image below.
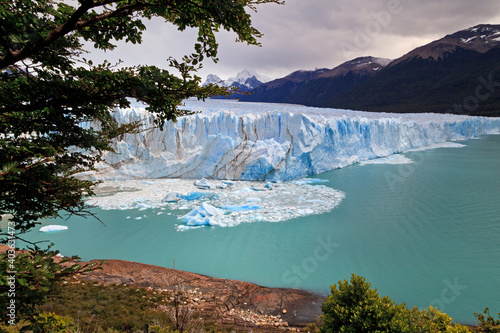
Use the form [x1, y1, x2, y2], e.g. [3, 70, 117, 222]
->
[84, 99, 500, 182]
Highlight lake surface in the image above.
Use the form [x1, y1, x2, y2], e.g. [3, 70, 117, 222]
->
[22, 134, 500, 324]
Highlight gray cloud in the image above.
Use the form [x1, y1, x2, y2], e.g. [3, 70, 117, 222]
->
[84, 0, 500, 80]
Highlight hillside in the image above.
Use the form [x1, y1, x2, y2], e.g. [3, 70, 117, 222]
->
[286, 57, 392, 106]
[238, 68, 329, 103]
[327, 24, 500, 116]
[239, 24, 500, 117]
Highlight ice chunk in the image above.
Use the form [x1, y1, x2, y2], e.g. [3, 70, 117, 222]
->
[136, 202, 151, 210]
[406, 142, 467, 152]
[359, 154, 414, 165]
[163, 192, 180, 202]
[163, 191, 219, 202]
[178, 192, 219, 201]
[39, 225, 68, 232]
[194, 178, 211, 189]
[179, 202, 224, 226]
[200, 202, 224, 216]
[292, 178, 329, 185]
[177, 225, 204, 231]
[222, 180, 235, 187]
[265, 182, 273, 190]
[246, 197, 262, 202]
[250, 186, 265, 191]
[220, 205, 260, 212]
[133, 198, 151, 210]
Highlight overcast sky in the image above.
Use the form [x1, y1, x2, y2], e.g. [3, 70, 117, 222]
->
[86, 0, 500, 82]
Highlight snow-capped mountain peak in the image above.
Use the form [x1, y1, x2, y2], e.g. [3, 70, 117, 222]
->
[202, 69, 267, 92]
[225, 69, 269, 86]
[456, 24, 500, 47]
[390, 24, 500, 66]
[204, 74, 224, 86]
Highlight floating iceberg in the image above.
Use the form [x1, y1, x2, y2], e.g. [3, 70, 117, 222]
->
[194, 178, 211, 189]
[39, 225, 68, 232]
[163, 192, 181, 202]
[80, 99, 500, 182]
[179, 202, 225, 226]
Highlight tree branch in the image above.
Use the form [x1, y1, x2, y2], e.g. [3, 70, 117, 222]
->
[0, 0, 94, 68]
[74, 3, 152, 30]
[0, 1, 158, 68]
[0, 157, 52, 178]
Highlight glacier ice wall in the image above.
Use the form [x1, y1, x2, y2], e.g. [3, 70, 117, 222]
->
[86, 99, 500, 181]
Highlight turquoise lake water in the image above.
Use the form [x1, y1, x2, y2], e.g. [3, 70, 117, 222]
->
[21, 134, 500, 324]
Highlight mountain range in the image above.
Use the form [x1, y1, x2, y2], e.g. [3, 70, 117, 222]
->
[206, 24, 500, 116]
[240, 57, 392, 106]
[202, 69, 268, 96]
[329, 24, 500, 116]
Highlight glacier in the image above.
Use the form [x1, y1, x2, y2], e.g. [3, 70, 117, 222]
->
[83, 99, 500, 182]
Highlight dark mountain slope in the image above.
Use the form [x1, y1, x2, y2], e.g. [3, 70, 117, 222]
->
[287, 56, 391, 106]
[239, 68, 329, 103]
[325, 24, 500, 116]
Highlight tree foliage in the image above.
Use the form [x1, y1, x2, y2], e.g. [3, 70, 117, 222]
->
[0, 0, 282, 328]
[0, 0, 282, 235]
[320, 274, 470, 333]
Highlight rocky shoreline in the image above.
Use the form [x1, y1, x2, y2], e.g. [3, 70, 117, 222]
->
[78, 259, 324, 331]
[1, 245, 324, 331]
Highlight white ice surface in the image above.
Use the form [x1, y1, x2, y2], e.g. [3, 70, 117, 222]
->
[86, 178, 345, 230]
[80, 99, 500, 182]
[359, 154, 414, 166]
[406, 142, 467, 152]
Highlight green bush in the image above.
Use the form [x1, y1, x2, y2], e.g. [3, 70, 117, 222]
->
[320, 274, 470, 333]
[31, 312, 74, 333]
[403, 306, 470, 333]
[474, 307, 500, 332]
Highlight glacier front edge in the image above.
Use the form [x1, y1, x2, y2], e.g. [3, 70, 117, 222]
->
[84, 99, 500, 181]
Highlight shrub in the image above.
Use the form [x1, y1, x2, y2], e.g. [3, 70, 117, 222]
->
[474, 307, 500, 332]
[320, 274, 470, 333]
[31, 312, 74, 333]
